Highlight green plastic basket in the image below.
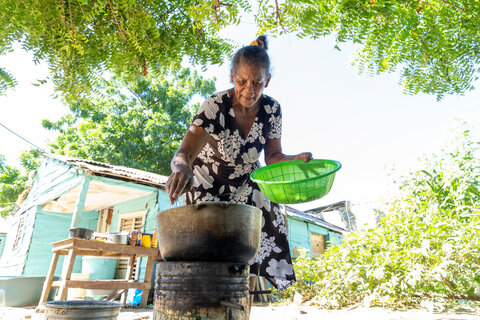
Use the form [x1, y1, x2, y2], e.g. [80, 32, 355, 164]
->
[250, 159, 342, 204]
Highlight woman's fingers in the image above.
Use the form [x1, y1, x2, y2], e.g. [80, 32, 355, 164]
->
[303, 152, 313, 162]
[166, 172, 192, 204]
[296, 152, 313, 162]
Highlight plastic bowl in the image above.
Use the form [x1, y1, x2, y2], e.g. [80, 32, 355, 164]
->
[250, 159, 342, 204]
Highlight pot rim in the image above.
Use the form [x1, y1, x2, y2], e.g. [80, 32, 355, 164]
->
[157, 201, 261, 216]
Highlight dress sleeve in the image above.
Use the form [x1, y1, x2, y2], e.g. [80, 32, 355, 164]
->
[266, 99, 282, 140]
[192, 95, 222, 135]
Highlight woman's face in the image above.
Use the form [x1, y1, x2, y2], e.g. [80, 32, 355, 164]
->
[231, 62, 271, 109]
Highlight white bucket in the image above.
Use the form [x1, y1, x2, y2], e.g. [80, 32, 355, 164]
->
[67, 273, 89, 299]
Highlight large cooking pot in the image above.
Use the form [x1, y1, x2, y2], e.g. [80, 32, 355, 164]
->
[156, 202, 262, 263]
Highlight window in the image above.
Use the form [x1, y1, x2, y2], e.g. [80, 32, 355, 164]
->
[97, 207, 113, 233]
[116, 212, 145, 280]
[310, 233, 325, 256]
[119, 216, 143, 232]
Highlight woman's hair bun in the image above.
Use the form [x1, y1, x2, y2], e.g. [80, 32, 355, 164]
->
[250, 35, 268, 51]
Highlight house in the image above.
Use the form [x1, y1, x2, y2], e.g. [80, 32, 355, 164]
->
[0, 154, 171, 282]
[285, 206, 346, 258]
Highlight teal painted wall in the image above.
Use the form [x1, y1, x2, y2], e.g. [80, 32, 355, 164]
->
[110, 193, 158, 232]
[288, 218, 311, 252]
[287, 216, 343, 257]
[23, 210, 98, 276]
[326, 231, 343, 247]
[0, 233, 6, 258]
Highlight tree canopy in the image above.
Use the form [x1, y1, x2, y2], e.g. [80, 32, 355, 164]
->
[0, 0, 243, 100]
[257, 0, 480, 98]
[1, 0, 478, 99]
[42, 68, 215, 175]
[0, 150, 41, 217]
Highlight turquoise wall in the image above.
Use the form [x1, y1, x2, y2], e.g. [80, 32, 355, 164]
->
[288, 218, 311, 252]
[108, 190, 169, 282]
[287, 216, 343, 257]
[0, 233, 6, 258]
[137, 190, 174, 282]
[23, 210, 98, 276]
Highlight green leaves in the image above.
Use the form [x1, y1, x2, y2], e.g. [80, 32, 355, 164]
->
[255, 0, 480, 98]
[1, 0, 478, 98]
[0, 0, 235, 98]
[44, 69, 215, 175]
[0, 154, 27, 217]
[0, 67, 17, 94]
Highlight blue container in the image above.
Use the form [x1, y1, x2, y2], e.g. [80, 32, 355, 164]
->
[81, 257, 118, 280]
[0, 276, 57, 307]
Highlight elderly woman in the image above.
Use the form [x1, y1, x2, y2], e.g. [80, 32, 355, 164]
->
[166, 35, 312, 291]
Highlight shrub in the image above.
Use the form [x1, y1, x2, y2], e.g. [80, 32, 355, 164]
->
[275, 124, 480, 312]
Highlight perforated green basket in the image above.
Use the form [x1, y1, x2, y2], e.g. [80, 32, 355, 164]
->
[250, 159, 342, 204]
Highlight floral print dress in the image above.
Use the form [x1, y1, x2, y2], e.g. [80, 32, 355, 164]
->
[184, 90, 296, 291]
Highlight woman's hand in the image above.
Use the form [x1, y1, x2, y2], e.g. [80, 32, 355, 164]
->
[166, 124, 210, 205]
[166, 166, 193, 205]
[293, 152, 313, 162]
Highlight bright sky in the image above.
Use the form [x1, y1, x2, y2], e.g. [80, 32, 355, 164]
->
[1, 24, 479, 212]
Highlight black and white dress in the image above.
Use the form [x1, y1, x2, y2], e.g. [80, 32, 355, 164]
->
[184, 90, 296, 291]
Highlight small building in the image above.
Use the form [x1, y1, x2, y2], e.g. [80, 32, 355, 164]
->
[285, 206, 346, 258]
[0, 154, 171, 281]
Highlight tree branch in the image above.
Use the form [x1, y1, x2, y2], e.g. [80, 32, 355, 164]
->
[76, 0, 86, 17]
[213, 0, 233, 22]
[274, 0, 288, 32]
[108, 1, 128, 41]
[60, 0, 66, 25]
[439, 0, 465, 12]
[68, 0, 75, 43]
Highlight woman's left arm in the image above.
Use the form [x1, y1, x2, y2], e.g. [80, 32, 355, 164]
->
[264, 137, 312, 165]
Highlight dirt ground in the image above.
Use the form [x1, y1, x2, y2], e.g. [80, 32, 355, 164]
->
[1, 304, 479, 320]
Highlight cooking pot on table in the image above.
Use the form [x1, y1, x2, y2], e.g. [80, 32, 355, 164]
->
[156, 202, 262, 263]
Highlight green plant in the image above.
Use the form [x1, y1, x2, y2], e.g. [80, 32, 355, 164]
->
[274, 123, 480, 312]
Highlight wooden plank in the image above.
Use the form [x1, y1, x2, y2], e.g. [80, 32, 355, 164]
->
[70, 176, 91, 228]
[36, 252, 60, 311]
[57, 249, 129, 258]
[52, 280, 150, 290]
[140, 256, 155, 307]
[122, 255, 137, 304]
[57, 249, 77, 300]
[52, 238, 160, 257]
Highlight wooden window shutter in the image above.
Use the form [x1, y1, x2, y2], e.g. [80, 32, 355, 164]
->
[310, 233, 325, 256]
[117, 215, 145, 280]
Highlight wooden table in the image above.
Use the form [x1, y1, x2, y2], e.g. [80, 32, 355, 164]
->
[37, 238, 161, 310]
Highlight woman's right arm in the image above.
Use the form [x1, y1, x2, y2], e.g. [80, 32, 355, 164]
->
[166, 124, 210, 204]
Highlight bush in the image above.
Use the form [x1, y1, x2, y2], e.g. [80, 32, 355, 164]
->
[275, 124, 480, 312]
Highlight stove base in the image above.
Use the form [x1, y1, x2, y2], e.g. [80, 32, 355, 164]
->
[154, 261, 250, 320]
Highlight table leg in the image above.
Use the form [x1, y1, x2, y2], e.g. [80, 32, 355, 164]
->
[57, 249, 77, 300]
[139, 256, 154, 307]
[36, 251, 60, 312]
[122, 254, 136, 305]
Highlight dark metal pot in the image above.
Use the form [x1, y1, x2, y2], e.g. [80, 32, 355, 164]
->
[156, 202, 262, 263]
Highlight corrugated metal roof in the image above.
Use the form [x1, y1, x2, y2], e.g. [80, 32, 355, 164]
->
[47, 154, 168, 189]
[285, 205, 346, 234]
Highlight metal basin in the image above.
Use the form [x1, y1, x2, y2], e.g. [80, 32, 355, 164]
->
[156, 202, 262, 263]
